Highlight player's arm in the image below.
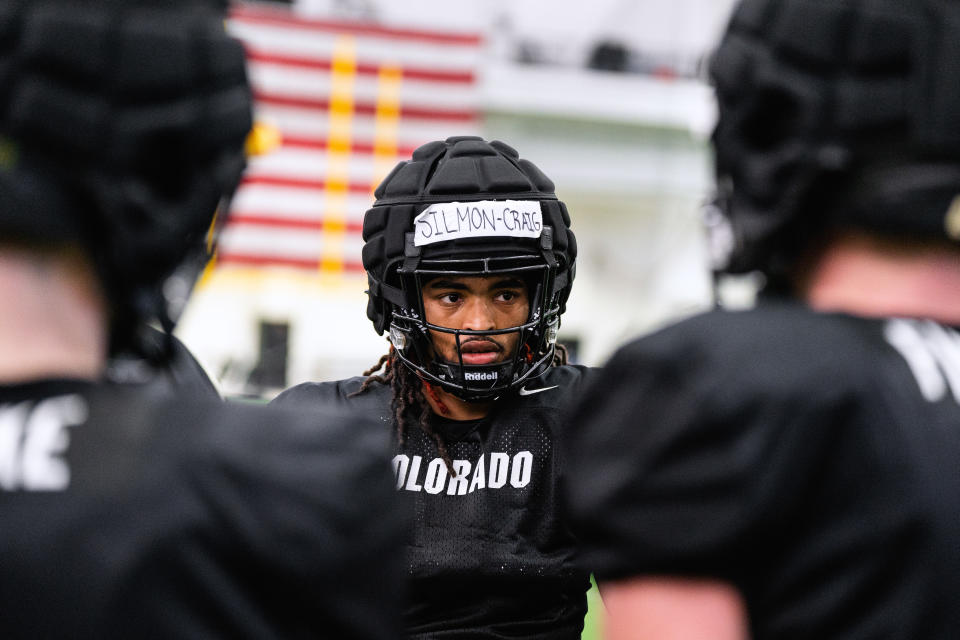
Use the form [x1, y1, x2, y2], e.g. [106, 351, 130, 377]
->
[600, 576, 749, 640]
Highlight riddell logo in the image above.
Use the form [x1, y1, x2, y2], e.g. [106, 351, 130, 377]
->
[464, 371, 498, 381]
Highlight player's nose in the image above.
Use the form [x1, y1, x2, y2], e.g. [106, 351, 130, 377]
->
[462, 297, 496, 331]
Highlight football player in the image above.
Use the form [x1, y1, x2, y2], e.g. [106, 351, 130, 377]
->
[564, 0, 960, 638]
[0, 0, 404, 637]
[274, 136, 593, 639]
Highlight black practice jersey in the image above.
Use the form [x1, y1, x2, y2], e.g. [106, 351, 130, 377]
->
[0, 378, 405, 639]
[565, 301, 960, 639]
[274, 365, 594, 639]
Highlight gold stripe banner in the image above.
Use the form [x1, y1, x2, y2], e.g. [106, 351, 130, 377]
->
[320, 35, 357, 276]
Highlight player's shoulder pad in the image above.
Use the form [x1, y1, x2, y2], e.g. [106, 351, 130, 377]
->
[513, 363, 598, 409]
[539, 363, 597, 388]
[270, 376, 390, 409]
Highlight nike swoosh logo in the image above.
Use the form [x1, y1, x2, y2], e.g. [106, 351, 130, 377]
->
[517, 385, 559, 396]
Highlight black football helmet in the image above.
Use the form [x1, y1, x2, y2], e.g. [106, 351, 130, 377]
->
[362, 136, 578, 402]
[0, 0, 251, 357]
[707, 0, 960, 285]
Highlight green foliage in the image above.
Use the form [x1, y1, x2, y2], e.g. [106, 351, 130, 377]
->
[582, 576, 605, 640]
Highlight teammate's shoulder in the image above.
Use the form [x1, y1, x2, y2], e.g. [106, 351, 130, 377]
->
[609, 301, 884, 393]
[270, 376, 384, 407]
[139, 392, 403, 587]
[626, 301, 870, 360]
[143, 390, 394, 478]
[80, 383, 378, 466]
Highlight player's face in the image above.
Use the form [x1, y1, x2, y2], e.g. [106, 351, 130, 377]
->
[421, 275, 530, 366]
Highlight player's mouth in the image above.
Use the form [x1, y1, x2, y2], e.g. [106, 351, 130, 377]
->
[458, 338, 503, 365]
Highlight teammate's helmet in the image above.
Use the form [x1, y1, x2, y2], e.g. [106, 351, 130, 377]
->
[0, 0, 251, 356]
[363, 136, 577, 401]
[708, 0, 960, 283]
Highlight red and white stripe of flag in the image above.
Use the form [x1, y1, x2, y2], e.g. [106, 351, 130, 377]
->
[218, 1, 484, 274]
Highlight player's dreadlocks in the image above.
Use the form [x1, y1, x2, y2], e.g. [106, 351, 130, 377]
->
[352, 344, 569, 475]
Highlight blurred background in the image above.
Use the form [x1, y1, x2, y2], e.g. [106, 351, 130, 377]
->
[177, 0, 741, 399]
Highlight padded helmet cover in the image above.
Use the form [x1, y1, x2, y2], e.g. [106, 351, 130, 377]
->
[709, 0, 960, 280]
[362, 136, 578, 400]
[0, 0, 251, 353]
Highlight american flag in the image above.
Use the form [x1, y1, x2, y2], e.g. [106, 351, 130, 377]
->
[220, 1, 484, 274]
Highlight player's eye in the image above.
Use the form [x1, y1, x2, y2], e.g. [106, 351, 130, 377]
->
[440, 292, 461, 304]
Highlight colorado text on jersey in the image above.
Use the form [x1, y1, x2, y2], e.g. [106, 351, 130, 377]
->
[393, 451, 533, 495]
